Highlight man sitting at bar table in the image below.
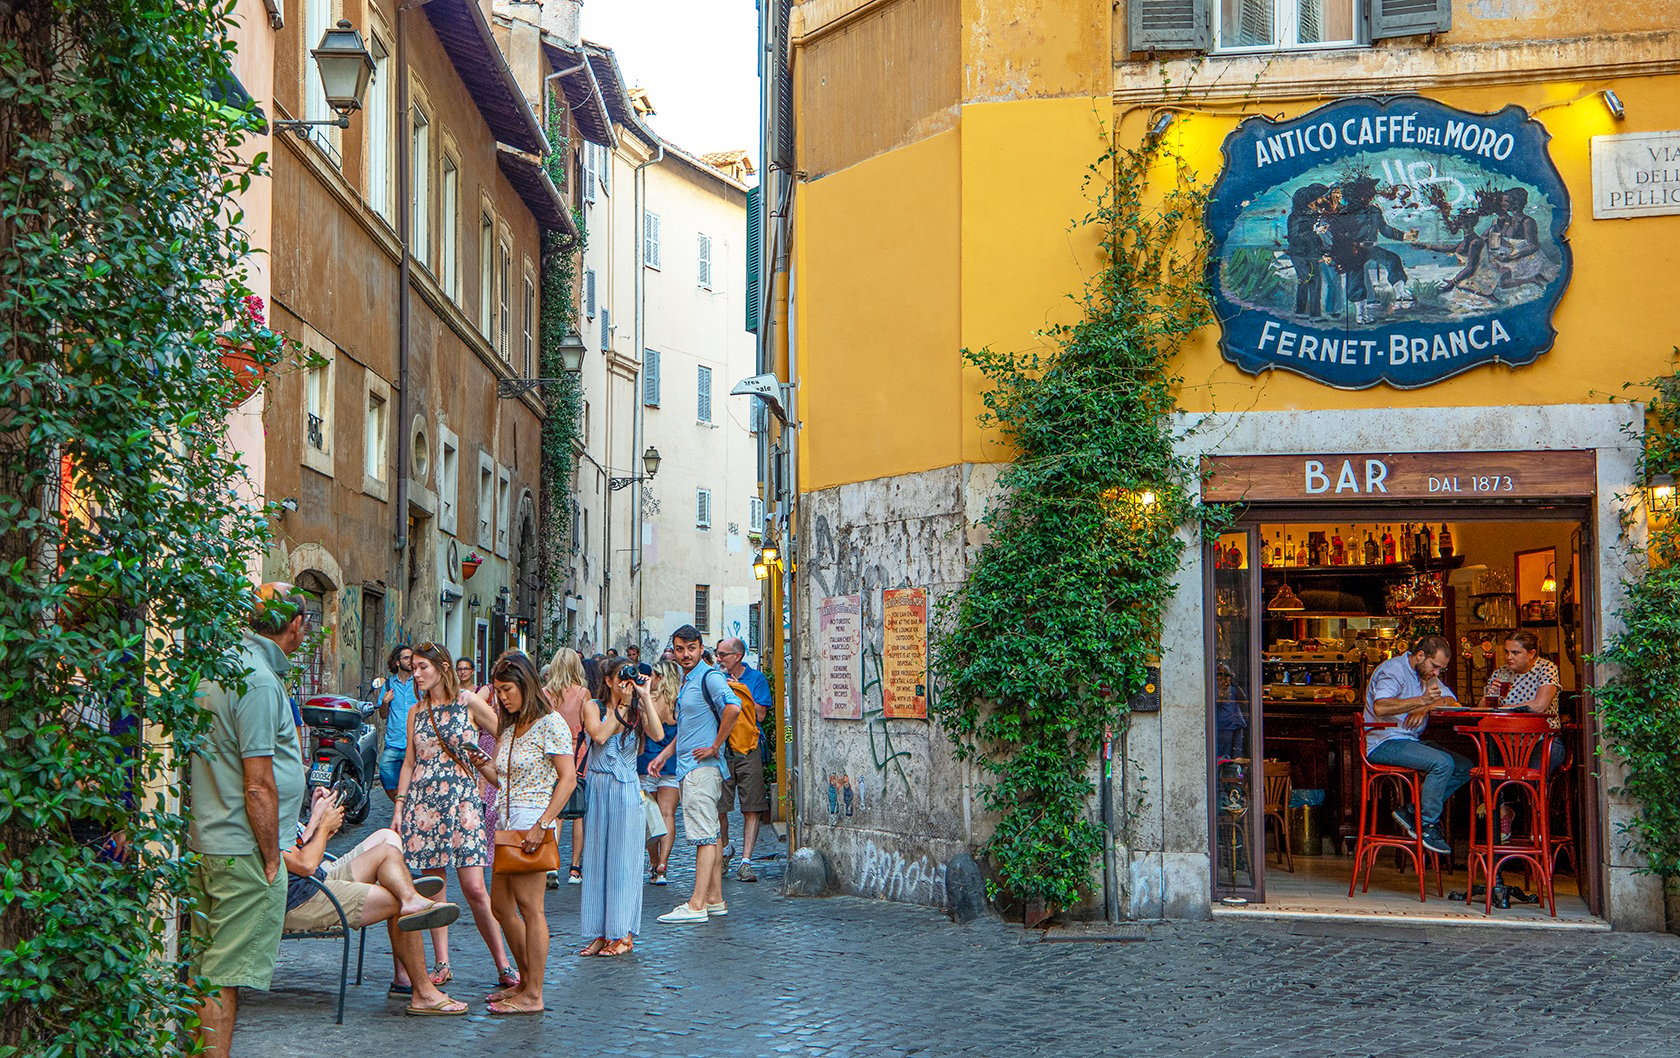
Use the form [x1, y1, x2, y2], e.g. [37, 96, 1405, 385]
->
[1363, 635, 1471, 856]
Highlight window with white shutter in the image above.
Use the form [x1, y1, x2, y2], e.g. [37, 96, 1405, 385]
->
[697, 234, 713, 289]
[1369, 0, 1450, 39]
[600, 306, 611, 352]
[584, 269, 596, 319]
[748, 496, 765, 536]
[644, 211, 661, 269]
[697, 365, 712, 423]
[696, 488, 712, 529]
[1129, 0, 1207, 50]
[643, 349, 661, 406]
[580, 145, 596, 204]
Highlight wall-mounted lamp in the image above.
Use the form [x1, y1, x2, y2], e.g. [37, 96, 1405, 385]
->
[440, 586, 463, 610]
[761, 544, 780, 565]
[275, 496, 299, 520]
[497, 330, 587, 398]
[1601, 89, 1626, 121]
[1646, 472, 1677, 515]
[608, 446, 662, 492]
[752, 556, 769, 581]
[272, 21, 376, 137]
[468, 592, 482, 610]
[494, 585, 511, 615]
[1148, 112, 1175, 140]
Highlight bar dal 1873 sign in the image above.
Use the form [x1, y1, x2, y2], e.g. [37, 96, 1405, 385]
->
[1205, 96, 1572, 389]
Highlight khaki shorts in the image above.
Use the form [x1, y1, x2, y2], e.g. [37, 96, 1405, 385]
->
[680, 766, 724, 846]
[190, 852, 286, 990]
[283, 831, 393, 932]
[721, 748, 770, 814]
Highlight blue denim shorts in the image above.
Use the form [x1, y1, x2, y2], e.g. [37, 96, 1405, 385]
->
[378, 745, 406, 792]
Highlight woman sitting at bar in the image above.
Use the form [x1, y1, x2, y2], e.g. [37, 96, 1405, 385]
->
[1479, 630, 1565, 839]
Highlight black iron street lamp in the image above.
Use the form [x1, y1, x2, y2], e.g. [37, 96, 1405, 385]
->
[609, 446, 661, 492]
[273, 21, 376, 137]
[498, 331, 587, 399]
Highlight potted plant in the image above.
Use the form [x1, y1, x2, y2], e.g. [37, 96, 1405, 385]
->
[461, 550, 484, 580]
[216, 294, 280, 408]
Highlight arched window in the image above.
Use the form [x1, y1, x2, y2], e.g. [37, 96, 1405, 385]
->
[295, 569, 335, 697]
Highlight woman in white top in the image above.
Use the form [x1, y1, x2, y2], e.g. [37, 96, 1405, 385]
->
[467, 650, 577, 1014]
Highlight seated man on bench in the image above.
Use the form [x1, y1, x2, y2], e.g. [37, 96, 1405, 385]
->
[284, 789, 467, 1016]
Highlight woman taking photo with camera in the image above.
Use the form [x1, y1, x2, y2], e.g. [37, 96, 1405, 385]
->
[390, 642, 512, 996]
[465, 651, 577, 1014]
[578, 663, 664, 956]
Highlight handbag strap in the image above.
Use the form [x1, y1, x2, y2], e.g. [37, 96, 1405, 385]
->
[425, 696, 472, 779]
[500, 722, 517, 821]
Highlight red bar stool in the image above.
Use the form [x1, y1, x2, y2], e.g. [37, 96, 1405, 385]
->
[1547, 725, 1578, 877]
[1465, 714, 1558, 917]
[1349, 723, 1444, 903]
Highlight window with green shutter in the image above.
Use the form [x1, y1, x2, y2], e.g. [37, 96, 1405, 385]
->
[746, 185, 762, 333]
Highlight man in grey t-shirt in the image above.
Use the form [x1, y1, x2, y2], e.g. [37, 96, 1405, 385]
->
[189, 583, 310, 1058]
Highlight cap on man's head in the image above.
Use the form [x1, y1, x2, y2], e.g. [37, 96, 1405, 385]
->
[249, 582, 307, 635]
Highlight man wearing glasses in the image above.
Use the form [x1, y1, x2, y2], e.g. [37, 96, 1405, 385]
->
[715, 638, 773, 882]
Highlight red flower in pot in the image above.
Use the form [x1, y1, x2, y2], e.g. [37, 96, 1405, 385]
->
[461, 551, 484, 580]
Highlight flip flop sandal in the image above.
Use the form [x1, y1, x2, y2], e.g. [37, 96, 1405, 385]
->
[497, 965, 522, 991]
[386, 982, 413, 999]
[405, 998, 469, 1017]
[413, 875, 446, 899]
[487, 1001, 546, 1016]
[398, 901, 461, 933]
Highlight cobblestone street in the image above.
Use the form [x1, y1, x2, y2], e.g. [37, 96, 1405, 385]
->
[238, 815, 1680, 1058]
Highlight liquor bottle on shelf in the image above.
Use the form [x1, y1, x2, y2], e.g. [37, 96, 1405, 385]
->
[1363, 530, 1379, 566]
[1438, 523, 1454, 558]
[1330, 527, 1346, 566]
[1271, 532, 1284, 567]
[1381, 526, 1397, 564]
[1295, 535, 1308, 567]
[1226, 540, 1242, 568]
[1416, 523, 1431, 562]
[1260, 536, 1273, 567]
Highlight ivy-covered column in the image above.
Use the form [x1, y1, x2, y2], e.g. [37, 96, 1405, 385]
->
[0, 1, 277, 1051]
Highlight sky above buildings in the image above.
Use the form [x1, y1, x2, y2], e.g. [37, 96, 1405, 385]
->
[583, 0, 761, 161]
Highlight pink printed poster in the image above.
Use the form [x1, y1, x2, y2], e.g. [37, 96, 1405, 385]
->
[818, 594, 862, 720]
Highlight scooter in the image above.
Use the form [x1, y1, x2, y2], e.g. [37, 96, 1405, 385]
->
[300, 694, 380, 825]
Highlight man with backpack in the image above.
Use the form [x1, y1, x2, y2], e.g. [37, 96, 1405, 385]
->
[651, 625, 741, 924]
[715, 637, 772, 882]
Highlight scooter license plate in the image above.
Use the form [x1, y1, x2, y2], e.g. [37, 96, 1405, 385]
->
[309, 762, 335, 784]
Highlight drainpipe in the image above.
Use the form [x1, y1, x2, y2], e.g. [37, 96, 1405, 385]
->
[393, 1, 418, 561]
[631, 131, 664, 646]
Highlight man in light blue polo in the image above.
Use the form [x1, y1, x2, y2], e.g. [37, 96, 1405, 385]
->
[1363, 634, 1470, 856]
[652, 624, 740, 924]
[377, 644, 416, 799]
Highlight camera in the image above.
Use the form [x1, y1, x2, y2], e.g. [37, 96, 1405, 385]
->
[618, 664, 639, 682]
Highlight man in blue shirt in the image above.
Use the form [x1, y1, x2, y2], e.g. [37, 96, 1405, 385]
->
[652, 625, 740, 924]
[1362, 635, 1470, 855]
[377, 644, 416, 799]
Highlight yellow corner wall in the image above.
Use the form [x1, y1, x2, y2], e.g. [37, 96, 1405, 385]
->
[797, 73, 1680, 492]
[797, 129, 965, 490]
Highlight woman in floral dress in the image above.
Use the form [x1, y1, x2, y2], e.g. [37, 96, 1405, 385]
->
[392, 642, 514, 990]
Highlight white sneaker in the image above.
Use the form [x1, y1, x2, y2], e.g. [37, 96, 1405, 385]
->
[656, 903, 709, 924]
[706, 902, 728, 917]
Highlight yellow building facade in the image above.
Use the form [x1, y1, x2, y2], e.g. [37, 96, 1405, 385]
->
[778, 0, 1680, 926]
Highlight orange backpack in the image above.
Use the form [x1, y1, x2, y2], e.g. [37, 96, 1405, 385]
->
[701, 668, 761, 754]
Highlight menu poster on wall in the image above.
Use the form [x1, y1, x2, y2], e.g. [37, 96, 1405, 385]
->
[817, 594, 862, 720]
[881, 587, 929, 720]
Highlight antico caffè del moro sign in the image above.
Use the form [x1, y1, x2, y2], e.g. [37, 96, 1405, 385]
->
[1205, 96, 1573, 390]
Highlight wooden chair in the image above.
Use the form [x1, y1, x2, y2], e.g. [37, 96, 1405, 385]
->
[1262, 759, 1294, 872]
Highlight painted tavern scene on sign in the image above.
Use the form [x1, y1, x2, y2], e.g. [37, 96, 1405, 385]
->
[1206, 97, 1572, 389]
